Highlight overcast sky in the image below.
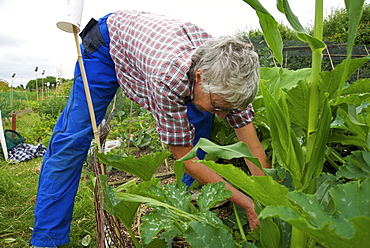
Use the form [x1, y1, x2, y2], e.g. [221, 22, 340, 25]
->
[0, 0, 360, 87]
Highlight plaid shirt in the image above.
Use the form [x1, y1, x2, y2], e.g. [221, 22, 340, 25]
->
[107, 10, 254, 146]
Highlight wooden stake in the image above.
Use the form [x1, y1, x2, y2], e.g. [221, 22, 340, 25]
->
[72, 26, 103, 155]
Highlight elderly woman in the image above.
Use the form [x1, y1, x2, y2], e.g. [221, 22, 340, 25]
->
[31, 10, 270, 248]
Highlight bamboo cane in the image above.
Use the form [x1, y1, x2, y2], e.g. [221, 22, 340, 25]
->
[72, 26, 103, 154]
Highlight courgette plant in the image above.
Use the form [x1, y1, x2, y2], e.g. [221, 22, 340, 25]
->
[95, 1, 369, 247]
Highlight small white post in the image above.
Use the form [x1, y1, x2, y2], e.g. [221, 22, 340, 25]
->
[0, 111, 8, 161]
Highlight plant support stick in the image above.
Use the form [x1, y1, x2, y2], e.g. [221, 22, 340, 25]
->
[73, 25, 103, 155]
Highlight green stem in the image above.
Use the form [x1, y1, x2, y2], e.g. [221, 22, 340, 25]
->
[294, 0, 324, 247]
[127, 227, 141, 248]
[329, 148, 347, 164]
[233, 203, 246, 241]
[325, 154, 340, 171]
[291, 226, 307, 248]
[307, 0, 324, 160]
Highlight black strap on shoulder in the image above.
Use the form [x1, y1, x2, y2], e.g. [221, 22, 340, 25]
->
[79, 18, 98, 39]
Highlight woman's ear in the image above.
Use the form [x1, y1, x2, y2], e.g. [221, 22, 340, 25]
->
[195, 69, 203, 85]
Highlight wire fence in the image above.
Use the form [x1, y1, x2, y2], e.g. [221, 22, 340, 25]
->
[250, 35, 370, 81]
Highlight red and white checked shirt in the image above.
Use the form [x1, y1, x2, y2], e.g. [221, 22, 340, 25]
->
[107, 10, 254, 146]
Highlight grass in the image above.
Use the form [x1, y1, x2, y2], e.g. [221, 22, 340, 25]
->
[0, 112, 97, 247]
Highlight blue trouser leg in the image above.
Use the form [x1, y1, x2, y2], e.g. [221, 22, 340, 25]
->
[31, 15, 118, 247]
[182, 103, 214, 187]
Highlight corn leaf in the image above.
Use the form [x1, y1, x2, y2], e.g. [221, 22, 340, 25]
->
[261, 84, 305, 189]
[337, 1, 366, 100]
[345, 0, 366, 57]
[285, 79, 310, 130]
[242, 0, 283, 64]
[256, 11, 283, 64]
[305, 98, 331, 179]
[202, 161, 289, 207]
[177, 138, 262, 169]
[281, 0, 325, 52]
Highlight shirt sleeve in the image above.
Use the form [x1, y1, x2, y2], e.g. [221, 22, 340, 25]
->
[150, 81, 195, 146]
[224, 103, 255, 128]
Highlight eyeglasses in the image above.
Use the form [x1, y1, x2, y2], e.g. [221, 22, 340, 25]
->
[208, 82, 232, 112]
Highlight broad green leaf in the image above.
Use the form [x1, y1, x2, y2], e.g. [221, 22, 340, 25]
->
[105, 187, 140, 230]
[174, 160, 185, 186]
[346, 216, 370, 246]
[184, 221, 238, 248]
[197, 182, 232, 212]
[141, 207, 181, 245]
[97, 150, 171, 181]
[177, 138, 262, 169]
[336, 151, 370, 180]
[320, 58, 370, 100]
[254, 201, 281, 248]
[338, 103, 370, 148]
[289, 192, 354, 239]
[114, 192, 201, 222]
[105, 177, 160, 230]
[261, 84, 305, 189]
[145, 238, 169, 248]
[241, 241, 258, 248]
[341, 78, 370, 96]
[329, 178, 370, 219]
[202, 161, 289, 207]
[102, 175, 120, 215]
[162, 183, 193, 212]
[336, 93, 370, 106]
[327, 133, 369, 149]
[285, 79, 310, 130]
[260, 67, 311, 94]
[315, 173, 340, 211]
[260, 180, 370, 248]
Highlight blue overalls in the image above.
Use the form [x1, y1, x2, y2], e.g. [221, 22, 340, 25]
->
[31, 14, 213, 247]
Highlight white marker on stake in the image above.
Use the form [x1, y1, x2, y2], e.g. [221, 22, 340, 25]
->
[57, 0, 84, 33]
[0, 111, 8, 161]
[56, 0, 102, 154]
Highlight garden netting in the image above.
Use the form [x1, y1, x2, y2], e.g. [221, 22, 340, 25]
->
[249, 35, 370, 81]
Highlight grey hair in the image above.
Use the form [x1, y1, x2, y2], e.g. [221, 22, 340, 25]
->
[189, 36, 260, 110]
